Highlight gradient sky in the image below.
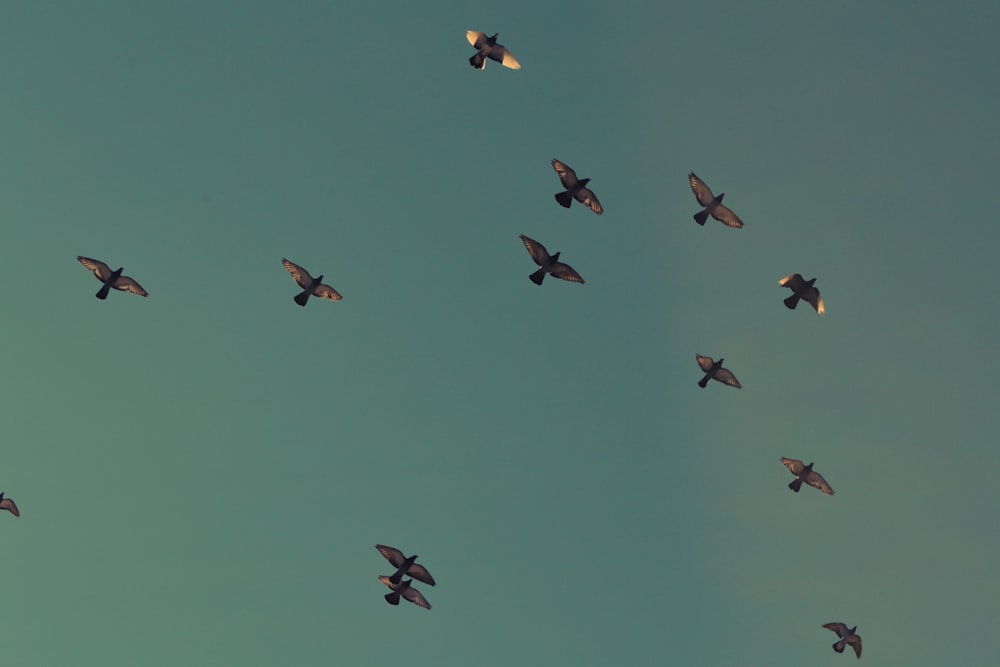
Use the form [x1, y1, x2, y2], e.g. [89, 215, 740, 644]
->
[2, 2, 999, 665]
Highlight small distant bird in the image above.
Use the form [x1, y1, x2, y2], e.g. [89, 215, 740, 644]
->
[779, 274, 825, 314]
[551, 160, 603, 215]
[378, 576, 431, 610]
[822, 623, 861, 659]
[281, 259, 342, 307]
[695, 355, 742, 389]
[0, 492, 19, 518]
[466, 31, 520, 70]
[519, 234, 585, 286]
[781, 458, 835, 495]
[77, 256, 148, 299]
[688, 172, 743, 228]
[375, 544, 436, 586]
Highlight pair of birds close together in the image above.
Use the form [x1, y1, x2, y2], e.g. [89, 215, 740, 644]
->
[375, 544, 435, 610]
[77, 256, 342, 307]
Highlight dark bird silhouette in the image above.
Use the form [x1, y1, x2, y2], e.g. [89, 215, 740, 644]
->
[0, 492, 19, 518]
[781, 458, 835, 495]
[77, 256, 147, 299]
[466, 30, 520, 70]
[378, 576, 431, 610]
[375, 544, 436, 586]
[281, 259, 342, 306]
[695, 355, 742, 389]
[823, 623, 861, 659]
[688, 172, 743, 228]
[779, 274, 825, 314]
[551, 160, 603, 215]
[519, 235, 585, 286]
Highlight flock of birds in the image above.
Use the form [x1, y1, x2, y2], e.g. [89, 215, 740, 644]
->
[0, 28, 863, 662]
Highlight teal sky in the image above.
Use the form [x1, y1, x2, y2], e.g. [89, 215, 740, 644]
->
[2, 2, 998, 664]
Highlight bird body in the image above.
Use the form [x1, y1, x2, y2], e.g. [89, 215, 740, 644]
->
[781, 457, 834, 495]
[77, 256, 147, 299]
[0, 492, 19, 518]
[375, 544, 436, 586]
[551, 160, 603, 215]
[688, 172, 743, 228]
[519, 235, 585, 285]
[779, 274, 825, 314]
[378, 576, 432, 609]
[823, 622, 861, 658]
[695, 355, 742, 389]
[466, 30, 520, 70]
[281, 259, 342, 306]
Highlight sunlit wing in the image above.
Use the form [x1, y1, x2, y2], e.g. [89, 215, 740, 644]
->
[550, 262, 585, 284]
[845, 635, 861, 658]
[551, 159, 578, 187]
[688, 172, 715, 207]
[313, 284, 343, 301]
[466, 30, 486, 48]
[77, 256, 112, 281]
[714, 368, 742, 388]
[778, 274, 804, 289]
[823, 623, 849, 637]
[519, 234, 549, 266]
[804, 290, 825, 314]
[0, 498, 19, 517]
[806, 471, 835, 495]
[492, 47, 520, 70]
[375, 545, 407, 569]
[402, 586, 432, 610]
[711, 203, 743, 228]
[114, 276, 147, 297]
[695, 355, 715, 372]
[576, 188, 603, 215]
[281, 258, 313, 289]
[781, 457, 805, 475]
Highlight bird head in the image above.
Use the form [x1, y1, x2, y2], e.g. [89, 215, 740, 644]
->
[550, 251, 561, 262]
[488, 33, 498, 43]
[579, 178, 591, 186]
[849, 626, 857, 634]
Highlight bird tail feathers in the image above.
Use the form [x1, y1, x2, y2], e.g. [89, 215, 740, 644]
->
[555, 191, 573, 208]
[833, 640, 846, 653]
[697, 375, 710, 388]
[788, 479, 803, 492]
[784, 294, 800, 310]
[96, 284, 111, 300]
[385, 592, 401, 606]
[529, 269, 546, 286]
[294, 291, 310, 307]
[693, 209, 709, 225]
[469, 53, 485, 69]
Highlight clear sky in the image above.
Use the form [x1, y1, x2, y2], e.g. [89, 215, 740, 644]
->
[2, 1, 998, 665]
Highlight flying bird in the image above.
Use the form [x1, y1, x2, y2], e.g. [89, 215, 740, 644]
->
[466, 31, 520, 70]
[375, 544, 436, 586]
[695, 355, 742, 389]
[779, 274, 825, 314]
[0, 492, 19, 518]
[551, 160, 603, 215]
[822, 623, 861, 659]
[77, 256, 148, 299]
[519, 235, 585, 286]
[378, 576, 431, 610]
[281, 259, 342, 307]
[781, 458, 835, 495]
[688, 172, 743, 228]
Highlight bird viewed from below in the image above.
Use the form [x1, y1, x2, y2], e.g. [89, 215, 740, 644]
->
[519, 234, 585, 286]
[781, 458, 835, 495]
[822, 622, 862, 658]
[77, 256, 148, 299]
[779, 274, 825, 314]
[378, 576, 431, 610]
[281, 258, 342, 307]
[551, 159, 603, 215]
[466, 30, 520, 70]
[695, 355, 742, 389]
[688, 172, 743, 228]
[375, 544, 436, 586]
[0, 492, 19, 518]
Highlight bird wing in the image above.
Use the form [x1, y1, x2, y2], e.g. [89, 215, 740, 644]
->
[549, 261, 585, 284]
[845, 634, 861, 658]
[711, 202, 743, 228]
[695, 355, 715, 372]
[803, 289, 824, 315]
[378, 575, 398, 589]
[822, 623, 849, 638]
[806, 470, 835, 495]
[77, 256, 112, 281]
[688, 172, 716, 207]
[113, 276, 148, 297]
[0, 497, 19, 517]
[551, 159, 578, 188]
[488, 45, 520, 70]
[407, 563, 436, 586]
[466, 30, 486, 48]
[778, 274, 805, 290]
[282, 259, 314, 289]
[375, 545, 407, 569]
[574, 187, 603, 215]
[780, 457, 805, 475]
[401, 585, 432, 610]
[519, 235, 550, 266]
[713, 368, 742, 388]
[313, 284, 343, 302]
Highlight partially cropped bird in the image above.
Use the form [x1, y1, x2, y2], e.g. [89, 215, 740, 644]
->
[281, 259, 342, 307]
[77, 256, 148, 299]
[466, 31, 520, 70]
[822, 623, 861, 659]
[779, 274, 825, 314]
[0, 492, 19, 518]
[695, 355, 742, 389]
[781, 458, 835, 495]
[378, 576, 431, 610]
[519, 235, 585, 286]
[688, 172, 743, 228]
[551, 160, 603, 215]
[375, 544, 436, 586]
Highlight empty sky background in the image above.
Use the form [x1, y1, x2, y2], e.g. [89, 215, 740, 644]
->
[2, 1, 998, 665]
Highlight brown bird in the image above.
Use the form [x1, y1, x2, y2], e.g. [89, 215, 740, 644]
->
[779, 274, 825, 314]
[695, 355, 741, 389]
[551, 160, 603, 215]
[519, 235, 585, 286]
[77, 256, 148, 299]
[781, 458, 835, 495]
[281, 259, 342, 306]
[823, 623, 861, 659]
[688, 172, 743, 228]
[375, 544, 436, 586]
[0, 492, 20, 518]
[378, 576, 431, 610]
[466, 31, 520, 70]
